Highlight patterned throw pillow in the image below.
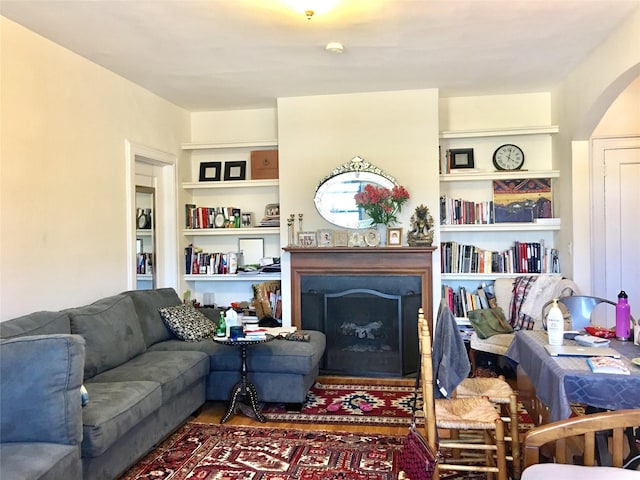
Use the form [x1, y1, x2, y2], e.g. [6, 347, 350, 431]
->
[158, 305, 216, 342]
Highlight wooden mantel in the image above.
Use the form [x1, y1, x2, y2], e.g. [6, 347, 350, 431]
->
[284, 246, 437, 332]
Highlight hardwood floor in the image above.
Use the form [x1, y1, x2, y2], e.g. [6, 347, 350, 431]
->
[194, 375, 415, 436]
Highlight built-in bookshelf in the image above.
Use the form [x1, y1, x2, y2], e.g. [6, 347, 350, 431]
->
[181, 140, 280, 308]
[438, 125, 561, 319]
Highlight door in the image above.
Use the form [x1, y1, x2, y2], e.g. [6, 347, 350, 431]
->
[592, 137, 640, 325]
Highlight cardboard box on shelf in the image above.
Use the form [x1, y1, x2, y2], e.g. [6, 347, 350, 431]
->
[251, 149, 279, 179]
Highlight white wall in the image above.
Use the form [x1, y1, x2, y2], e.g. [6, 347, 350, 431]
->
[0, 18, 190, 320]
[277, 89, 440, 324]
[551, 7, 640, 291]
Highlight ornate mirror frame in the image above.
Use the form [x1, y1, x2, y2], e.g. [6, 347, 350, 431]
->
[314, 156, 397, 229]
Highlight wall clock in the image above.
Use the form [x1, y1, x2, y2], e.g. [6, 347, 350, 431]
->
[492, 144, 525, 171]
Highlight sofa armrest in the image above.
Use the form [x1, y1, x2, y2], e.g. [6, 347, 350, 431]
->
[0, 334, 85, 445]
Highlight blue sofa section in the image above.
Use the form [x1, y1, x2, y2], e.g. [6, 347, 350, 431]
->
[0, 288, 326, 480]
[0, 334, 85, 480]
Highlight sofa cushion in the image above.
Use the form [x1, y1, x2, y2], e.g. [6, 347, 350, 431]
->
[0, 334, 85, 445]
[69, 294, 146, 378]
[124, 288, 182, 346]
[0, 311, 71, 339]
[158, 304, 216, 342]
[0, 442, 82, 480]
[88, 350, 209, 402]
[81, 381, 161, 457]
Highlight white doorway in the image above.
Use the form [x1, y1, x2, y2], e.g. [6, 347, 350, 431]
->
[592, 136, 640, 325]
[125, 141, 178, 291]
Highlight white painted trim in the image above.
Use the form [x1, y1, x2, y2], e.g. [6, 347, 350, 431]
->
[125, 140, 179, 291]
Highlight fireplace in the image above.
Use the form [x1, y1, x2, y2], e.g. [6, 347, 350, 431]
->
[285, 247, 436, 377]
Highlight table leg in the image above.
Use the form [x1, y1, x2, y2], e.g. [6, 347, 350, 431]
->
[219, 343, 267, 424]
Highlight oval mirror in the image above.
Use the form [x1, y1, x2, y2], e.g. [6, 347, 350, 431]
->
[314, 156, 397, 229]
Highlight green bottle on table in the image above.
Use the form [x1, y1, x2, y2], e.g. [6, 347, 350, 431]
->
[215, 311, 227, 338]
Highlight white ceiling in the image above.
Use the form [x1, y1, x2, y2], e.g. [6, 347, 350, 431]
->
[2, 0, 639, 111]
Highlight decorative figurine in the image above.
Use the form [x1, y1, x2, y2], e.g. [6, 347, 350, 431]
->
[298, 213, 304, 234]
[407, 204, 434, 247]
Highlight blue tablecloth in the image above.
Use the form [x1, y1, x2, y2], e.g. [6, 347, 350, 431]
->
[506, 330, 640, 421]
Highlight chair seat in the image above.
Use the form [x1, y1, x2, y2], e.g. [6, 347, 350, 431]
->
[522, 464, 640, 480]
[469, 331, 514, 355]
[435, 396, 501, 429]
[456, 377, 514, 403]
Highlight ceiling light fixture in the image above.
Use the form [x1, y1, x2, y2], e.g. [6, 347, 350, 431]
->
[305, 9, 314, 19]
[325, 42, 344, 54]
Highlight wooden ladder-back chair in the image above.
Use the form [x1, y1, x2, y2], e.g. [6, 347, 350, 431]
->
[418, 308, 509, 480]
[436, 299, 522, 479]
[521, 408, 640, 479]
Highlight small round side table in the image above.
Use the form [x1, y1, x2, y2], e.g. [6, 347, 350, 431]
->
[213, 334, 274, 423]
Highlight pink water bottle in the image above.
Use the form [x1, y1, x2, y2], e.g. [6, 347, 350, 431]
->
[616, 290, 630, 341]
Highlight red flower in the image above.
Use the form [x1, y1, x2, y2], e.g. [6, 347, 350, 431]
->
[354, 184, 410, 226]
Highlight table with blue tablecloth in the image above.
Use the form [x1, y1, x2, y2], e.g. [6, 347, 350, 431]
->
[506, 330, 640, 422]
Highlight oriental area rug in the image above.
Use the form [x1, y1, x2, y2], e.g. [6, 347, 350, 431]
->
[261, 381, 535, 431]
[118, 422, 405, 480]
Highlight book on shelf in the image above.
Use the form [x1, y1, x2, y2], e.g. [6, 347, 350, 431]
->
[440, 240, 560, 274]
[586, 356, 630, 375]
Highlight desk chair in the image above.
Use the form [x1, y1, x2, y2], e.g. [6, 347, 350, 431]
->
[419, 308, 508, 480]
[521, 409, 640, 479]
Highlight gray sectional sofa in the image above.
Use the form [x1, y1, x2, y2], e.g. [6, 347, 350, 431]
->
[0, 288, 326, 480]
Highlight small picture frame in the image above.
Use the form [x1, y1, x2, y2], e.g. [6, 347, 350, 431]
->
[223, 161, 247, 181]
[199, 161, 222, 182]
[387, 227, 403, 246]
[317, 229, 334, 247]
[449, 148, 475, 169]
[333, 229, 349, 247]
[298, 231, 317, 247]
[241, 213, 252, 227]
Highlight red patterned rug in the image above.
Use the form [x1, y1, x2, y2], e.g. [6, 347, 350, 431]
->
[118, 422, 405, 480]
[261, 381, 534, 430]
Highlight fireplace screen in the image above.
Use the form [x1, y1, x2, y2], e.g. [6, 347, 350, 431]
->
[322, 288, 420, 377]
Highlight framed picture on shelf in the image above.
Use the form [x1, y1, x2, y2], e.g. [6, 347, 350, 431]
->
[333, 229, 349, 247]
[199, 161, 222, 182]
[449, 148, 475, 169]
[223, 161, 247, 181]
[241, 212, 252, 227]
[317, 229, 334, 247]
[387, 227, 403, 246]
[298, 231, 317, 248]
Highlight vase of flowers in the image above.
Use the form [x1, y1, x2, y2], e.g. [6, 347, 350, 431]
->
[354, 184, 410, 229]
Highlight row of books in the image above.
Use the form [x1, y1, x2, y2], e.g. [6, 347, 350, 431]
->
[185, 245, 238, 275]
[441, 240, 561, 274]
[185, 204, 243, 229]
[440, 196, 494, 225]
[443, 284, 497, 319]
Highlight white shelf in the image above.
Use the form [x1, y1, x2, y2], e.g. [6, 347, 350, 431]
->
[136, 274, 153, 280]
[440, 222, 561, 232]
[183, 227, 279, 236]
[185, 273, 281, 282]
[182, 179, 279, 190]
[442, 272, 561, 281]
[440, 170, 559, 182]
[136, 229, 153, 236]
[181, 140, 278, 150]
[440, 126, 559, 139]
